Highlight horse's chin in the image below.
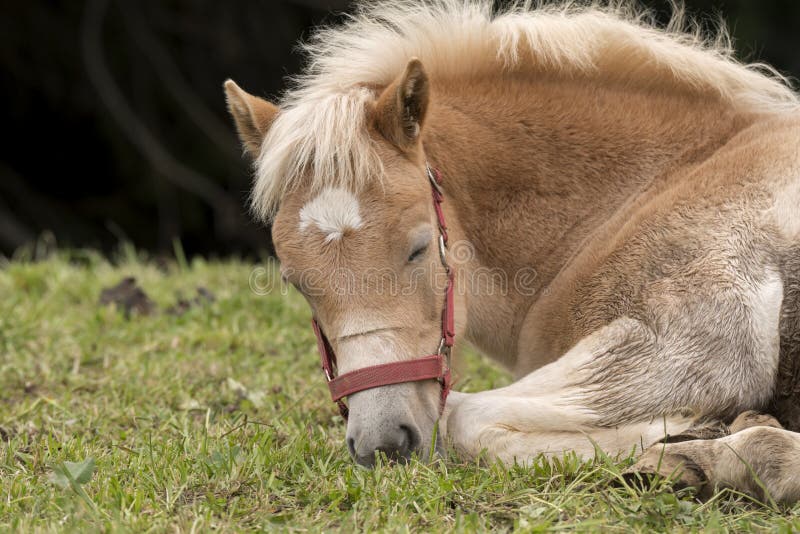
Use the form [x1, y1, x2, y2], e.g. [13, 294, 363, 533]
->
[411, 426, 447, 464]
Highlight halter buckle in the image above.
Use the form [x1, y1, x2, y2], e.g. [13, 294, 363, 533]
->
[438, 234, 447, 265]
[427, 164, 444, 195]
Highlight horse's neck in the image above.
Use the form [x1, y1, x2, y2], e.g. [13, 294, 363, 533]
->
[425, 76, 755, 368]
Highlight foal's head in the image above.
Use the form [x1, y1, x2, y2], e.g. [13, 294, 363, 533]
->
[226, 60, 451, 466]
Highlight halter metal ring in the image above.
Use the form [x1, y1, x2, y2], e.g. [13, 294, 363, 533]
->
[437, 337, 452, 359]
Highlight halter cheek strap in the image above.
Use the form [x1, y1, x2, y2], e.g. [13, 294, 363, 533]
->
[311, 164, 454, 420]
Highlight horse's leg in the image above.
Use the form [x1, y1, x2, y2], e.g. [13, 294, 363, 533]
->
[445, 263, 785, 463]
[630, 413, 800, 503]
[443, 317, 697, 462]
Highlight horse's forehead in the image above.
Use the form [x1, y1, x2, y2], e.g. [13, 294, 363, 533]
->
[270, 155, 432, 274]
[297, 186, 364, 243]
[272, 185, 386, 267]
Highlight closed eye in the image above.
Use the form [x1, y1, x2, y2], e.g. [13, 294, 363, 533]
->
[407, 244, 429, 263]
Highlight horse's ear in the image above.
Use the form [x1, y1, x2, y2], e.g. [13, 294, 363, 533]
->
[374, 58, 429, 151]
[224, 79, 279, 159]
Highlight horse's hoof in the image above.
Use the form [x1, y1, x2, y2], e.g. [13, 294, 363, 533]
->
[729, 410, 783, 434]
[624, 447, 708, 493]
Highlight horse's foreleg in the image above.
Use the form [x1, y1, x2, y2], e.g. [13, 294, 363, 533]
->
[630, 412, 800, 503]
[443, 318, 695, 462]
[444, 392, 691, 462]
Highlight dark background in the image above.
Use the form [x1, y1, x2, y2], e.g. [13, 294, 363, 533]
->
[1, 1, 798, 258]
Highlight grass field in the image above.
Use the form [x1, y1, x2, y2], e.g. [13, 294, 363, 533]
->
[1, 249, 799, 532]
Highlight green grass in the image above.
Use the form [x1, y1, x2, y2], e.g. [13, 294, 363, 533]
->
[1, 249, 799, 532]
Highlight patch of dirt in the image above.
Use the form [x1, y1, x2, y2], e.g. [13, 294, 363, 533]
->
[166, 286, 216, 316]
[175, 481, 252, 508]
[0, 421, 40, 443]
[99, 279, 216, 318]
[99, 277, 155, 316]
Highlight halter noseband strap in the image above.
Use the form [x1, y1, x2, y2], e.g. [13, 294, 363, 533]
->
[311, 163, 454, 420]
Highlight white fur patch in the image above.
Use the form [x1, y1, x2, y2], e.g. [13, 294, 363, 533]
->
[770, 177, 800, 240]
[337, 331, 400, 375]
[299, 187, 363, 242]
[328, 314, 408, 372]
[746, 269, 783, 375]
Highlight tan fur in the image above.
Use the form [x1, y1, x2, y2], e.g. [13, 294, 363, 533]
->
[224, 80, 278, 158]
[248, 0, 797, 220]
[374, 58, 430, 150]
[226, 0, 800, 499]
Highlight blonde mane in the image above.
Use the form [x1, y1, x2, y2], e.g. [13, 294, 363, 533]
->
[251, 0, 798, 220]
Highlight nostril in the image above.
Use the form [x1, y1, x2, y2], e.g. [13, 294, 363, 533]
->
[348, 424, 422, 467]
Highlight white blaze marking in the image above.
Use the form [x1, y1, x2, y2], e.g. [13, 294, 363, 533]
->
[299, 187, 363, 242]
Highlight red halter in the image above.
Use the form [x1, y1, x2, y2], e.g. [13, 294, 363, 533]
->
[311, 164, 454, 420]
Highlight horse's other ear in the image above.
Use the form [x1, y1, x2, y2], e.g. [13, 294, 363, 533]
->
[224, 79, 278, 159]
[374, 58, 429, 151]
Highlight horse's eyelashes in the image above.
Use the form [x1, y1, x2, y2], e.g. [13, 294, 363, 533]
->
[407, 244, 429, 263]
